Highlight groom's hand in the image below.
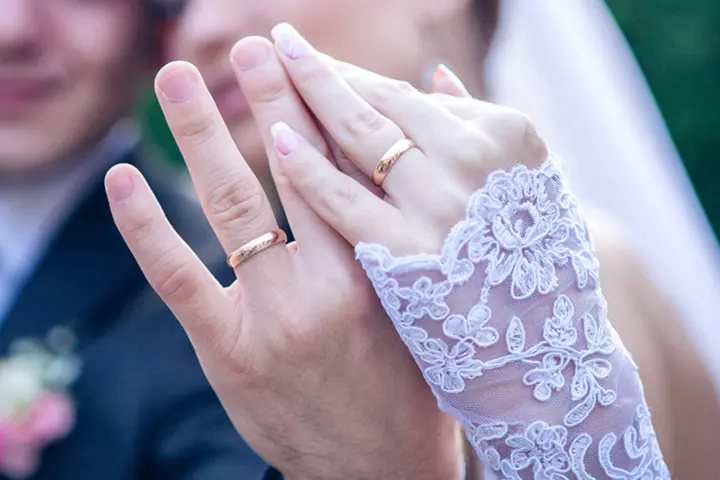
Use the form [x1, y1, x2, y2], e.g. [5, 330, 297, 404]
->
[105, 38, 462, 480]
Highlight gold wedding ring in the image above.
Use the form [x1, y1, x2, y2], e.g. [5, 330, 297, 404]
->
[227, 229, 288, 269]
[372, 138, 418, 187]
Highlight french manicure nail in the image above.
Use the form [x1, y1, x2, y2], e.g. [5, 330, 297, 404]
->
[433, 63, 467, 92]
[157, 64, 197, 103]
[271, 122, 300, 156]
[271, 23, 312, 59]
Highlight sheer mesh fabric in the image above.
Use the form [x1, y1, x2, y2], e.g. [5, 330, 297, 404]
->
[356, 156, 669, 479]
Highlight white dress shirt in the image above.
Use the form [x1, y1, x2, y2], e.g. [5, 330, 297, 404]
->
[0, 121, 139, 323]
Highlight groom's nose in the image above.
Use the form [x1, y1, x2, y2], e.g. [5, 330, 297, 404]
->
[168, 0, 261, 69]
[0, 0, 43, 63]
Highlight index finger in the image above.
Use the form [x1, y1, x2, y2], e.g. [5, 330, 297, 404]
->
[105, 164, 236, 354]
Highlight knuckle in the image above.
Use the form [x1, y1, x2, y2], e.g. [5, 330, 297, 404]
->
[522, 120, 549, 166]
[295, 60, 335, 88]
[282, 152, 314, 186]
[371, 79, 417, 103]
[488, 108, 548, 166]
[322, 181, 360, 214]
[205, 177, 266, 228]
[500, 110, 536, 143]
[392, 79, 419, 96]
[150, 252, 199, 302]
[503, 109, 534, 136]
[121, 210, 157, 245]
[340, 108, 391, 141]
[178, 114, 216, 147]
[247, 77, 289, 105]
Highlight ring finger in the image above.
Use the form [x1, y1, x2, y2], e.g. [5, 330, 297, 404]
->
[269, 24, 441, 208]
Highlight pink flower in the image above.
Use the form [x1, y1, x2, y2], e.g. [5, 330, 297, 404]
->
[0, 392, 75, 479]
[1, 419, 37, 451]
[0, 445, 40, 480]
[0, 331, 80, 479]
[0, 420, 40, 480]
[0, 424, 5, 459]
[27, 392, 75, 444]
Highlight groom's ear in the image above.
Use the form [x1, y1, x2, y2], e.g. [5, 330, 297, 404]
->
[142, 0, 184, 71]
[147, 20, 174, 71]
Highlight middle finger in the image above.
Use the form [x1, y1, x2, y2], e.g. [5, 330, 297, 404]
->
[155, 61, 291, 283]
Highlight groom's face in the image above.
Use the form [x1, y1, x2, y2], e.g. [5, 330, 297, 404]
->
[0, 0, 145, 176]
[165, 0, 432, 185]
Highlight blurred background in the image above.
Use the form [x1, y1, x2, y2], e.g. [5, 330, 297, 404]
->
[138, 0, 720, 386]
[136, 0, 720, 383]
[608, 0, 720, 238]
[140, 0, 720, 239]
[1, 1, 718, 477]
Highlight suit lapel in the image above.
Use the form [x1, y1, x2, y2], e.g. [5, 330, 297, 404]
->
[0, 152, 144, 356]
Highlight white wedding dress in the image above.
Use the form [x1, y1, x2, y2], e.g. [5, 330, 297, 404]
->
[356, 155, 669, 478]
[351, 3, 720, 477]
[484, 0, 720, 388]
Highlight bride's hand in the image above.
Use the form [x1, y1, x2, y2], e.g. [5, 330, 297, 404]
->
[264, 25, 670, 480]
[105, 34, 462, 480]
[266, 23, 548, 255]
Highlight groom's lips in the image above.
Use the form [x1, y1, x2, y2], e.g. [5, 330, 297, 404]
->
[0, 74, 62, 117]
[208, 76, 249, 121]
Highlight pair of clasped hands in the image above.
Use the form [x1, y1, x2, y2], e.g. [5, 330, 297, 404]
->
[106, 23, 547, 479]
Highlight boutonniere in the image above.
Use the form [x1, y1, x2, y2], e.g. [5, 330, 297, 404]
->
[0, 327, 81, 479]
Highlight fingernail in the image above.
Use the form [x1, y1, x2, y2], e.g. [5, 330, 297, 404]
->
[231, 38, 271, 71]
[157, 63, 197, 103]
[105, 164, 135, 201]
[271, 122, 300, 156]
[271, 23, 312, 59]
[433, 63, 467, 92]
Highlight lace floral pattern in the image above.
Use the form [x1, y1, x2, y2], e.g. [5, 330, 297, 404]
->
[356, 156, 669, 479]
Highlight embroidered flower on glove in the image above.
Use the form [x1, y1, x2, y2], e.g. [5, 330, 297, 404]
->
[505, 421, 571, 479]
[356, 156, 670, 479]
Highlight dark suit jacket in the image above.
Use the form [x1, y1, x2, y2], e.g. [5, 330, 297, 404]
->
[0, 151, 270, 479]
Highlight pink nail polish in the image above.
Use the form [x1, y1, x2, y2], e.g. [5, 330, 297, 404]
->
[271, 122, 300, 156]
[271, 23, 312, 59]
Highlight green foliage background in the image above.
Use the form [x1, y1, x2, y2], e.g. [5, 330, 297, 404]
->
[606, 0, 720, 237]
[141, 2, 720, 237]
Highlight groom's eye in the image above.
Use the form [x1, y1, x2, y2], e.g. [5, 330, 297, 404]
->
[147, 0, 187, 20]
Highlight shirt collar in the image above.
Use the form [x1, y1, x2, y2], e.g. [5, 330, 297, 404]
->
[0, 120, 140, 284]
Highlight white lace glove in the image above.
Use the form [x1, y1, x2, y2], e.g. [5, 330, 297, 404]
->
[197, 26, 667, 478]
[356, 156, 670, 479]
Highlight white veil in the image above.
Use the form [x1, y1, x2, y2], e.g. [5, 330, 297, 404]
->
[485, 0, 720, 384]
